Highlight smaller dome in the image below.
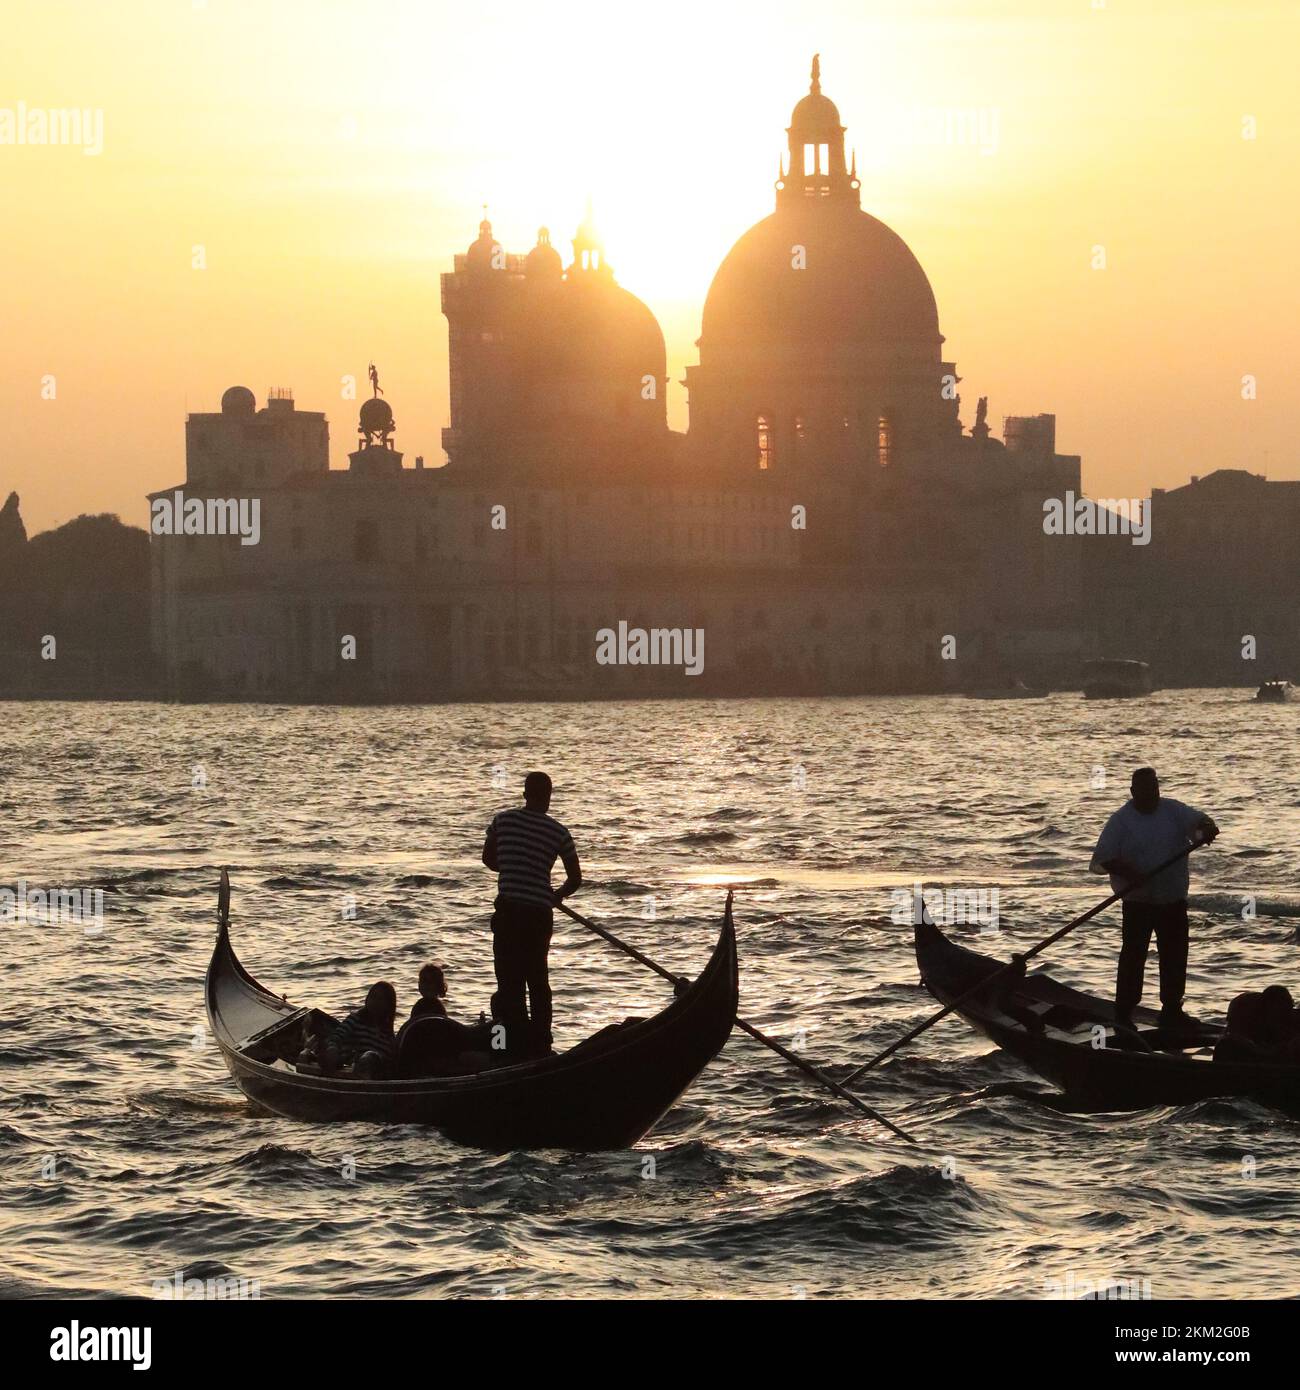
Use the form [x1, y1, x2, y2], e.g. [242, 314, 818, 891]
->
[526, 227, 562, 279]
[466, 216, 499, 269]
[790, 90, 842, 132]
[221, 385, 256, 415]
[359, 396, 394, 436]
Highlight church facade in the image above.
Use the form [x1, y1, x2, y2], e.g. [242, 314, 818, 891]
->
[148, 60, 1101, 701]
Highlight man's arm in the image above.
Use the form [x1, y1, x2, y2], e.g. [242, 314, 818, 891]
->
[1181, 803, 1220, 845]
[553, 847, 582, 904]
[1088, 813, 1140, 882]
[482, 821, 499, 872]
[1092, 853, 1142, 883]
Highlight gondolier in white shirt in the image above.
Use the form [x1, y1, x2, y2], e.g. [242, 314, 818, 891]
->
[1090, 767, 1219, 1030]
[482, 771, 582, 1055]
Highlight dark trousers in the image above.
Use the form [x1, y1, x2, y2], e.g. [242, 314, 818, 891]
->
[491, 898, 553, 1051]
[1116, 900, 1189, 1018]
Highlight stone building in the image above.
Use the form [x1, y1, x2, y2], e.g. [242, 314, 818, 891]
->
[1086, 470, 1300, 684]
[148, 59, 1098, 701]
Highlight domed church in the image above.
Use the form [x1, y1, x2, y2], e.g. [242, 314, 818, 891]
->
[687, 55, 958, 477]
[441, 211, 668, 478]
[149, 56, 1093, 702]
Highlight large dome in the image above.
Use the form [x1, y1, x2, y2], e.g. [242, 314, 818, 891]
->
[521, 269, 666, 416]
[700, 201, 941, 360]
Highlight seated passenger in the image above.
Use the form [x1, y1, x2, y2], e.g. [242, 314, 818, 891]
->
[395, 963, 452, 1057]
[408, 963, 450, 1025]
[1214, 991, 1269, 1064]
[321, 981, 398, 1076]
[1259, 985, 1300, 1061]
[396, 969, 496, 1078]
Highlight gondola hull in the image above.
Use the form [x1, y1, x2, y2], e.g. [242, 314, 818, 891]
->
[206, 902, 738, 1150]
[915, 921, 1300, 1116]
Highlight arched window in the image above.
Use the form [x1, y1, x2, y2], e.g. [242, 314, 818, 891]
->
[803, 143, 829, 175]
[757, 414, 774, 471]
[877, 415, 893, 467]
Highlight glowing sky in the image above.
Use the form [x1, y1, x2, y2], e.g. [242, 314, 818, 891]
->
[2, 0, 1296, 534]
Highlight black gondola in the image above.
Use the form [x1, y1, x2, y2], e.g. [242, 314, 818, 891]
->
[206, 895, 738, 1150]
[914, 920, 1300, 1116]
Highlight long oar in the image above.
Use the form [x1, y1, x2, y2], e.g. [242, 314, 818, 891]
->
[841, 841, 1202, 1088]
[556, 896, 918, 1145]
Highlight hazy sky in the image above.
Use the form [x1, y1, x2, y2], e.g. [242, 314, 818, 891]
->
[2, 0, 1296, 535]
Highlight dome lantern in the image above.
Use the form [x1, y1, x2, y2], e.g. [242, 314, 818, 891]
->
[569, 200, 609, 276]
[779, 54, 858, 209]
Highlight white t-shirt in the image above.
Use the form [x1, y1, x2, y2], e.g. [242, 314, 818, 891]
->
[1091, 798, 1204, 903]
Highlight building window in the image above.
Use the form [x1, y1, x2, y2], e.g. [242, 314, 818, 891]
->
[877, 415, 892, 467]
[803, 144, 817, 176]
[818, 143, 829, 174]
[757, 414, 774, 471]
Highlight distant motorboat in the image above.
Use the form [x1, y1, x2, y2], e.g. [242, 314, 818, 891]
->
[1255, 679, 1291, 703]
[966, 678, 1047, 700]
[1082, 658, 1153, 700]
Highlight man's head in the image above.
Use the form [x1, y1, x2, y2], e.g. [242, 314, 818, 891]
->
[418, 963, 447, 1000]
[524, 770, 552, 812]
[1130, 767, 1160, 812]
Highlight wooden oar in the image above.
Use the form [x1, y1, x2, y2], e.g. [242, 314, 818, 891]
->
[840, 841, 1203, 1088]
[556, 895, 918, 1145]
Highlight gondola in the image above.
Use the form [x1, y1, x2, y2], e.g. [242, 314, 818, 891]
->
[205, 894, 738, 1150]
[914, 920, 1300, 1116]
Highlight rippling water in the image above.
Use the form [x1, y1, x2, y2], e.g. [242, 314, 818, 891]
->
[2, 692, 1298, 1299]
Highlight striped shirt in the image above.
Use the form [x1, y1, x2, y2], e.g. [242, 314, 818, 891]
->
[488, 807, 575, 908]
[329, 1011, 397, 1065]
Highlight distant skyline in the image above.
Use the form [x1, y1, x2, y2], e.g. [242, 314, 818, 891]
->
[3, 0, 1297, 535]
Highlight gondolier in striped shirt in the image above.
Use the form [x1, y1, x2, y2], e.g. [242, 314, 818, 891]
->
[482, 771, 582, 1055]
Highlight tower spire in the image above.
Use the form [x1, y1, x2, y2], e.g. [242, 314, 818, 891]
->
[810, 53, 821, 95]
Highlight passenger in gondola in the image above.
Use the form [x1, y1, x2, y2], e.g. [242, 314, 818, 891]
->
[1259, 985, 1300, 1059]
[1214, 991, 1268, 1064]
[394, 964, 497, 1076]
[405, 963, 449, 1026]
[1214, 987, 1300, 1064]
[395, 962, 452, 1052]
[319, 981, 399, 1077]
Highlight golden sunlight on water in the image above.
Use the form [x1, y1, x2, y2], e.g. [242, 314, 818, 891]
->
[2, 692, 1297, 1298]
